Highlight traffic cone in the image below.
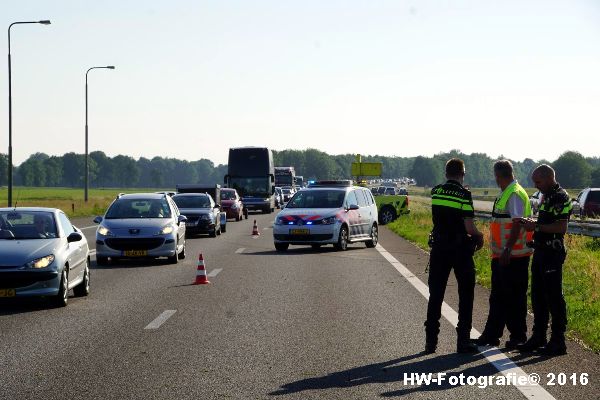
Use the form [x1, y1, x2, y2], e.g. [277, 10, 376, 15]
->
[193, 253, 210, 285]
[252, 219, 260, 236]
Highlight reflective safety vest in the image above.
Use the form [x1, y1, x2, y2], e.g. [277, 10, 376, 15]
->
[490, 181, 533, 258]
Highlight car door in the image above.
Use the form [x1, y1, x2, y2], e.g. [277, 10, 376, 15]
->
[58, 212, 86, 284]
[169, 198, 185, 247]
[344, 190, 360, 237]
[354, 189, 370, 237]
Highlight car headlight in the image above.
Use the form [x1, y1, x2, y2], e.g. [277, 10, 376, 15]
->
[231, 203, 238, 209]
[275, 217, 285, 225]
[200, 214, 212, 221]
[25, 254, 55, 269]
[159, 225, 174, 235]
[321, 216, 337, 225]
[264, 198, 270, 201]
[97, 226, 112, 236]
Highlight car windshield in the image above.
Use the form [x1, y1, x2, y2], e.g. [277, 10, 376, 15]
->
[220, 191, 236, 200]
[0, 211, 58, 240]
[173, 196, 211, 209]
[282, 188, 291, 194]
[286, 190, 346, 209]
[105, 199, 172, 219]
[588, 191, 600, 203]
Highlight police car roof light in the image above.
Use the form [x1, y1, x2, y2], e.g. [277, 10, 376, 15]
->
[309, 180, 353, 187]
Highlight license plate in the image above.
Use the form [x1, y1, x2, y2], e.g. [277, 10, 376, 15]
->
[290, 229, 310, 235]
[0, 289, 16, 297]
[124, 250, 147, 257]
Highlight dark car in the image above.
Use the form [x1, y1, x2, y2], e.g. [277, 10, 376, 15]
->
[220, 188, 246, 221]
[172, 193, 223, 237]
[572, 188, 600, 218]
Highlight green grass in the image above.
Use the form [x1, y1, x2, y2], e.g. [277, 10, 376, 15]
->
[0, 187, 168, 218]
[387, 199, 600, 352]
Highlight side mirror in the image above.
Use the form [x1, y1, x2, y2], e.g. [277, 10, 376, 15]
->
[93, 216, 103, 224]
[348, 204, 359, 211]
[215, 203, 221, 209]
[178, 215, 188, 223]
[67, 232, 83, 243]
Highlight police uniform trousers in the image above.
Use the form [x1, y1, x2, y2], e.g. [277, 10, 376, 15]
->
[425, 242, 475, 340]
[531, 246, 567, 340]
[482, 256, 530, 342]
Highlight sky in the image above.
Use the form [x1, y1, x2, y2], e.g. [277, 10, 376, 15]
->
[2, 0, 600, 166]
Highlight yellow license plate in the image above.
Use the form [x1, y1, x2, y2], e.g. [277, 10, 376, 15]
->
[290, 229, 310, 235]
[0, 289, 16, 297]
[124, 250, 148, 257]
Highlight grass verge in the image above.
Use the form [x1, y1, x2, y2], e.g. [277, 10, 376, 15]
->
[387, 200, 600, 353]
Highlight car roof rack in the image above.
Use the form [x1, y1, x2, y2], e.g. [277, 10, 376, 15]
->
[308, 180, 353, 187]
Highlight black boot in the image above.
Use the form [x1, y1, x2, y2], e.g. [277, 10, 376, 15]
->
[474, 334, 500, 347]
[457, 338, 478, 353]
[539, 336, 566, 356]
[517, 335, 547, 352]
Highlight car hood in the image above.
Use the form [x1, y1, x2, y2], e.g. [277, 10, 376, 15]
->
[178, 208, 214, 216]
[221, 200, 235, 207]
[0, 239, 62, 267]
[102, 218, 174, 229]
[278, 208, 340, 220]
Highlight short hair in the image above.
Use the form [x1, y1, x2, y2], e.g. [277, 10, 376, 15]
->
[532, 164, 555, 179]
[445, 158, 465, 178]
[494, 159, 514, 179]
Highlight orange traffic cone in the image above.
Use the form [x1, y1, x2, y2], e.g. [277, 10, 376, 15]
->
[252, 219, 260, 236]
[193, 253, 210, 285]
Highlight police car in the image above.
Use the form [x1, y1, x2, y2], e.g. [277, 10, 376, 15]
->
[273, 181, 378, 251]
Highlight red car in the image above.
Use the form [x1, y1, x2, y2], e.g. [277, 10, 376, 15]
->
[220, 188, 246, 221]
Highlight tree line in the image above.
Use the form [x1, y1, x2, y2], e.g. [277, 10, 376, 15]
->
[0, 149, 598, 190]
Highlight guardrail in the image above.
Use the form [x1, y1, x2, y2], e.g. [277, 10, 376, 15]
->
[474, 211, 600, 239]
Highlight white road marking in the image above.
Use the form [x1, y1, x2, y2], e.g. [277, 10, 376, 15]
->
[144, 310, 177, 330]
[80, 225, 97, 230]
[235, 248, 245, 254]
[207, 268, 223, 277]
[375, 244, 555, 400]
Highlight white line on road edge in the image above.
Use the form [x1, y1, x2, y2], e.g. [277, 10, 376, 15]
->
[375, 244, 555, 400]
[144, 310, 177, 330]
[80, 225, 97, 230]
[235, 248, 245, 254]
[207, 268, 223, 278]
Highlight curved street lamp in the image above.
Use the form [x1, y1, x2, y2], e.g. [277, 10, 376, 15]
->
[85, 66, 115, 202]
[7, 20, 51, 207]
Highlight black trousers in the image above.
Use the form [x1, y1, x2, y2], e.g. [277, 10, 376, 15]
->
[425, 244, 475, 341]
[481, 256, 530, 341]
[531, 247, 567, 340]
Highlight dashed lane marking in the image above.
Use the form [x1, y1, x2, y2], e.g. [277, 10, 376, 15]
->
[144, 310, 177, 330]
[235, 248, 245, 254]
[207, 268, 223, 278]
[375, 244, 555, 400]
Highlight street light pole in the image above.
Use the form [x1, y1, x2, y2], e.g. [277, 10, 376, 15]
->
[85, 66, 115, 202]
[7, 20, 51, 207]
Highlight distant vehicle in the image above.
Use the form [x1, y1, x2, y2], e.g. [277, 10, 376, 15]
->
[275, 166, 296, 191]
[295, 175, 304, 188]
[274, 187, 284, 209]
[376, 186, 386, 195]
[530, 190, 543, 215]
[383, 187, 396, 196]
[281, 186, 295, 202]
[94, 193, 187, 265]
[273, 180, 378, 251]
[572, 188, 600, 218]
[176, 184, 227, 231]
[172, 193, 223, 236]
[225, 147, 276, 214]
[155, 191, 175, 197]
[220, 188, 246, 221]
[397, 187, 409, 195]
[376, 188, 410, 225]
[0, 208, 90, 306]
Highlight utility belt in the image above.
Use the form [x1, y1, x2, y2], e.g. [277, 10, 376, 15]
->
[526, 238, 565, 251]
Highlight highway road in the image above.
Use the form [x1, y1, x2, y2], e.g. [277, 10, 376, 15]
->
[1, 213, 598, 399]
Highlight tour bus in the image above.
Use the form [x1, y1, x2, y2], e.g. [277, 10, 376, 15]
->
[274, 166, 296, 191]
[224, 147, 275, 214]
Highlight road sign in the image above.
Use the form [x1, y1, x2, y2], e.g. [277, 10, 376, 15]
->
[351, 162, 382, 177]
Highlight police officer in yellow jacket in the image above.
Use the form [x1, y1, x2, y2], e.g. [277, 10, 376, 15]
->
[476, 160, 533, 349]
[518, 164, 571, 356]
[425, 158, 484, 354]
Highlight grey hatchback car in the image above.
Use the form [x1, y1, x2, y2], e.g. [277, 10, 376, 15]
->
[94, 193, 187, 265]
[0, 207, 90, 307]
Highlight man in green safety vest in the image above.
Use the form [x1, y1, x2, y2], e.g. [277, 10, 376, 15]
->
[476, 160, 533, 349]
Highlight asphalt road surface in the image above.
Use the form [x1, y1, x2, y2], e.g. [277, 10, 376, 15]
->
[1, 213, 598, 399]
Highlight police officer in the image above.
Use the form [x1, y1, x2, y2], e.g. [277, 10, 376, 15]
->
[518, 164, 571, 356]
[425, 158, 484, 354]
[476, 160, 533, 349]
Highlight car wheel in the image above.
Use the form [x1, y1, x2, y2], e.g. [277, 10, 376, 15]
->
[379, 206, 397, 225]
[334, 226, 349, 251]
[96, 256, 108, 266]
[209, 228, 217, 238]
[366, 224, 378, 248]
[178, 240, 186, 260]
[52, 269, 69, 307]
[275, 242, 289, 252]
[168, 252, 178, 264]
[73, 259, 90, 297]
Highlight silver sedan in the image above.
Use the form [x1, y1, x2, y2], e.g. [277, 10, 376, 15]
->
[0, 207, 90, 307]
